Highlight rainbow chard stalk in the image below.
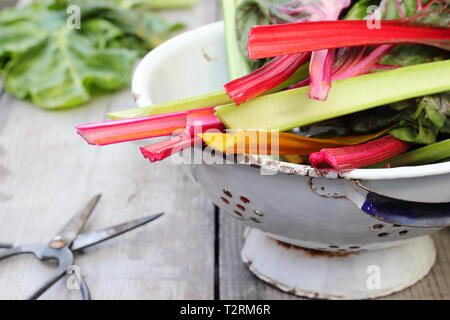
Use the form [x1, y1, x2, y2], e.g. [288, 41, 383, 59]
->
[247, 20, 450, 59]
[140, 135, 203, 162]
[224, 52, 310, 105]
[76, 112, 187, 146]
[309, 48, 337, 100]
[139, 108, 226, 162]
[76, 107, 223, 146]
[332, 45, 397, 80]
[304, 0, 351, 100]
[216, 60, 450, 132]
[288, 0, 445, 95]
[369, 139, 450, 168]
[290, 45, 396, 89]
[232, 0, 352, 101]
[309, 135, 412, 171]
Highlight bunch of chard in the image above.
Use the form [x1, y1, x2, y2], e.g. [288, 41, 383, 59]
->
[222, 0, 450, 169]
[76, 0, 450, 171]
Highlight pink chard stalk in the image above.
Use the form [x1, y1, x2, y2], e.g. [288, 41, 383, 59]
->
[224, 52, 310, 105]
[224, 0, 350, 104]
[76, 107, 224, 162]
[249, 0, 450, 100]
[309, 135, 412, 170]
[305, 0, 351, 101]
[290, 45, 397, 89]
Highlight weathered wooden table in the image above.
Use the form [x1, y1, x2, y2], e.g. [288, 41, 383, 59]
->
[0, 0, 449, 300]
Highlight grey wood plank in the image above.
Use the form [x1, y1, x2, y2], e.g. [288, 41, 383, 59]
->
[219, 211, 450, 300]
[381, 229, 450, 300]
[0, 0, 17, 9]
[0, 90, 215, 300]
[215, 0, 450, 299]
[158, 0, 221, 27]
[0, 0, 219, 300]
[219, 213, 302, 300]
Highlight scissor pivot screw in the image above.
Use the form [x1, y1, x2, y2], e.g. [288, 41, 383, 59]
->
[50, 237, 67, 249]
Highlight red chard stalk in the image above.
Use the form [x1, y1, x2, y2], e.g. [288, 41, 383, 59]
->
[224, 52, 310, 105]
[248, 20, 450, 59]
[76, 107, 223, 146]
[290, 45, 397, 89]
[309, 135, 412, 170]
[305, 0, 351, 100]
[140, 135, 202, 163]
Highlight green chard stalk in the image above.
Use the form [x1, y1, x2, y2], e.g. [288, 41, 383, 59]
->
[222, 0, 251, 79]
[107, 63, 309, 119]
[216, 60, 450, 131]
[369, 139, 450, 168]
[148, 0, 200, 9]
[107, 90, 231, 120]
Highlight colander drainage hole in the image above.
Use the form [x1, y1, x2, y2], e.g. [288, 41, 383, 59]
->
[378, 232, 389, 237]
[223, 189, 232, 198]
[399, 230, 408, 236]
[236, 204, 246, 211]
[220, 197, 230, 204]
[372, 224, 384, 230]
[240, 196, 250, 204]
[329, 245, 339, 248]
[233, 210, 243, 217]
[349, 246, 360, 249]
[253, 209, 265, 217]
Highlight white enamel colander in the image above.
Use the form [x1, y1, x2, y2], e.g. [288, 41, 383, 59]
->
[131, 22, 450, 299]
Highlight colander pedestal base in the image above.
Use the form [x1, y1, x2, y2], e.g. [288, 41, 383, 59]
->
[241, 228, 436, 299]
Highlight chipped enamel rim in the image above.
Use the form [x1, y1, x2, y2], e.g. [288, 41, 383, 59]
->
[132, 21, 450, 181]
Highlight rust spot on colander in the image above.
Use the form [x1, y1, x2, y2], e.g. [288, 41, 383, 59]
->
[250, 270, 344, 299]
[202, 49, 215, 62]
[275, 240, 358, 257]
[132, 93, 141, 102]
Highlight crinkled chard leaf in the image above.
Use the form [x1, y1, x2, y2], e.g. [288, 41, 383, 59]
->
[380, 44, 450, 66]
[3, 30, 137, 109]
[235, 0, 313, 69]
[341, 92, 450, 144]
[329, 0, 450, 145]
[0, 0, 182, 109]
[346, 0, 430, 20]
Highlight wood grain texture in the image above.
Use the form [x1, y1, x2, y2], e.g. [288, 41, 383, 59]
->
[219, 212, 450, 300]
[0, 0, 220, 300]
[1, 0, 449, 300]
[219, 213, 304, 300]
[0, 0, 17, 9]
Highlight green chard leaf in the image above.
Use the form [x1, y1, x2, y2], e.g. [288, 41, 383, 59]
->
[345, 0, 430, 20]
[235, 0, 317, 70]
[336, 0, 450, 145]
[380, 45, 450, 66]
[235, 0, 272, 70]
[341, 92, 450, 144]
[3, 29, 137, 109]
[0, 0, 182, 109]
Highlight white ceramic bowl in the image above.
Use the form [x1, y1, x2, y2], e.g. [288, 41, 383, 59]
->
[132, 22, 450, 299]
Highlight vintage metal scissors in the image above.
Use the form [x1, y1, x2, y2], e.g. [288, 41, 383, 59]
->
[0, 194, 163, 300]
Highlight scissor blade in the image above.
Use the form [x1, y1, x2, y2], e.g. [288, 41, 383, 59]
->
[50, 194, 102, 246]
[71, 212, 164, 251]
